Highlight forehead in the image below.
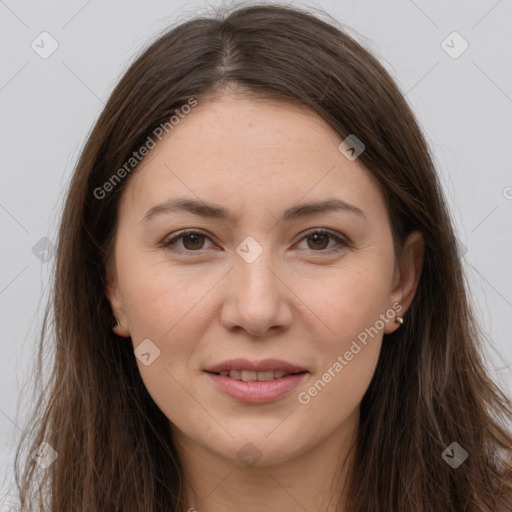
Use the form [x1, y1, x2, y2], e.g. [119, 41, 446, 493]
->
[119, 94, 386, 224]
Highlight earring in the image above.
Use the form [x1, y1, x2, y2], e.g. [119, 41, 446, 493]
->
[396, 316, 404, 325]
[112, 314, 131, 337]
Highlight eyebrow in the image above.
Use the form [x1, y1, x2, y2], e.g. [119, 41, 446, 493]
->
[141, 197, 367, 224]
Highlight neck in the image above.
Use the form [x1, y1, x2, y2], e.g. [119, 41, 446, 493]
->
[173, 408, 359, 512]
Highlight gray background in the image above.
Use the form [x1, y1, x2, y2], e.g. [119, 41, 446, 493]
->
[1, 0, 511, 503]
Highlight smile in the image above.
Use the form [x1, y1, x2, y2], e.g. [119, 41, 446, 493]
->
[210, 369, 306, 381]
[204, 370, 308, 403]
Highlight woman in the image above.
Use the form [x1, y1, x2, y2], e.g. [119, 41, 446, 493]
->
[12, 3, 512, 511]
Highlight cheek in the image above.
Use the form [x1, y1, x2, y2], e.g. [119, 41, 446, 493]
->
[118, 252, 213, 340]
[117, 262, 211, 422]
[291, 249, 393, 411]
[298, 254, 394, 347]
[295, 338, 380, 450]
[119, 235, 395, 353]
[293, 263, 391, 422]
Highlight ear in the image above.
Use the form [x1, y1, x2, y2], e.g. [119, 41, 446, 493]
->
[105, 262, 131, 338]
[384, 230, 425, 334]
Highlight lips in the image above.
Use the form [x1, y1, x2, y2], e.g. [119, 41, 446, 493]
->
[204, 358, 308, 402]
[205, 370, 307, 403]
[216, 369, 302, 381]
[204, 358, 307, 375]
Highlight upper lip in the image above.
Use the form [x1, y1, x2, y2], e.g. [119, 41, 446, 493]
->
[204, 358, 307, 373]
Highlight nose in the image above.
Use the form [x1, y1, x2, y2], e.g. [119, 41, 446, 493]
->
[219, 250, 293, 337]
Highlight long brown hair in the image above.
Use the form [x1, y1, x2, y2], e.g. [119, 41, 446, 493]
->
[12, 2, 512, 511]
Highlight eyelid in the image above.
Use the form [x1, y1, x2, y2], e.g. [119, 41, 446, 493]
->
[293, 228, 350, 253]
[296, 227, 349, 245]
[161, 228, 350, 253]
[162, 228, 216, 250]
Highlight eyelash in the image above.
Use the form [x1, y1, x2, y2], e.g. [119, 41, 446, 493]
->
[161, 228, 350, 255]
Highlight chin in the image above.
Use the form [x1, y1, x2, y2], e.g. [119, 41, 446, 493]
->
[207, 433, 306, 468]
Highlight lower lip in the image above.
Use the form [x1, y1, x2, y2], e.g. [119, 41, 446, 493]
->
[205, 371, 308, 403]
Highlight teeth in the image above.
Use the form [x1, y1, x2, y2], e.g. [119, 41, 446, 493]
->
[256, 371, 276, 381]
[229, 369, 241, 379]
[241, 370, 258, 381]
[217, 369, 295, 381]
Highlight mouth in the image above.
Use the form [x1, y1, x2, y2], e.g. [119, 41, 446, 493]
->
[203, 359, 309, 403]
[204, 358, 307, 376]
[206, 369, 307, 381]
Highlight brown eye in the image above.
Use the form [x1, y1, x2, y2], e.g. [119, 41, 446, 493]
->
[181, 233, 206, 250]
[163, 231, 213, 251]
[296, 229, 348, 253]
[163, 229, 348, 255]
[306, 233, 330, 250]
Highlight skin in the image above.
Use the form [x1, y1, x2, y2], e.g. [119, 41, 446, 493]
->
[106, 93, 424, 512]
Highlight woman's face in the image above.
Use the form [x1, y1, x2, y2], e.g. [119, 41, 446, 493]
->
[106, 94, 423, 467]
